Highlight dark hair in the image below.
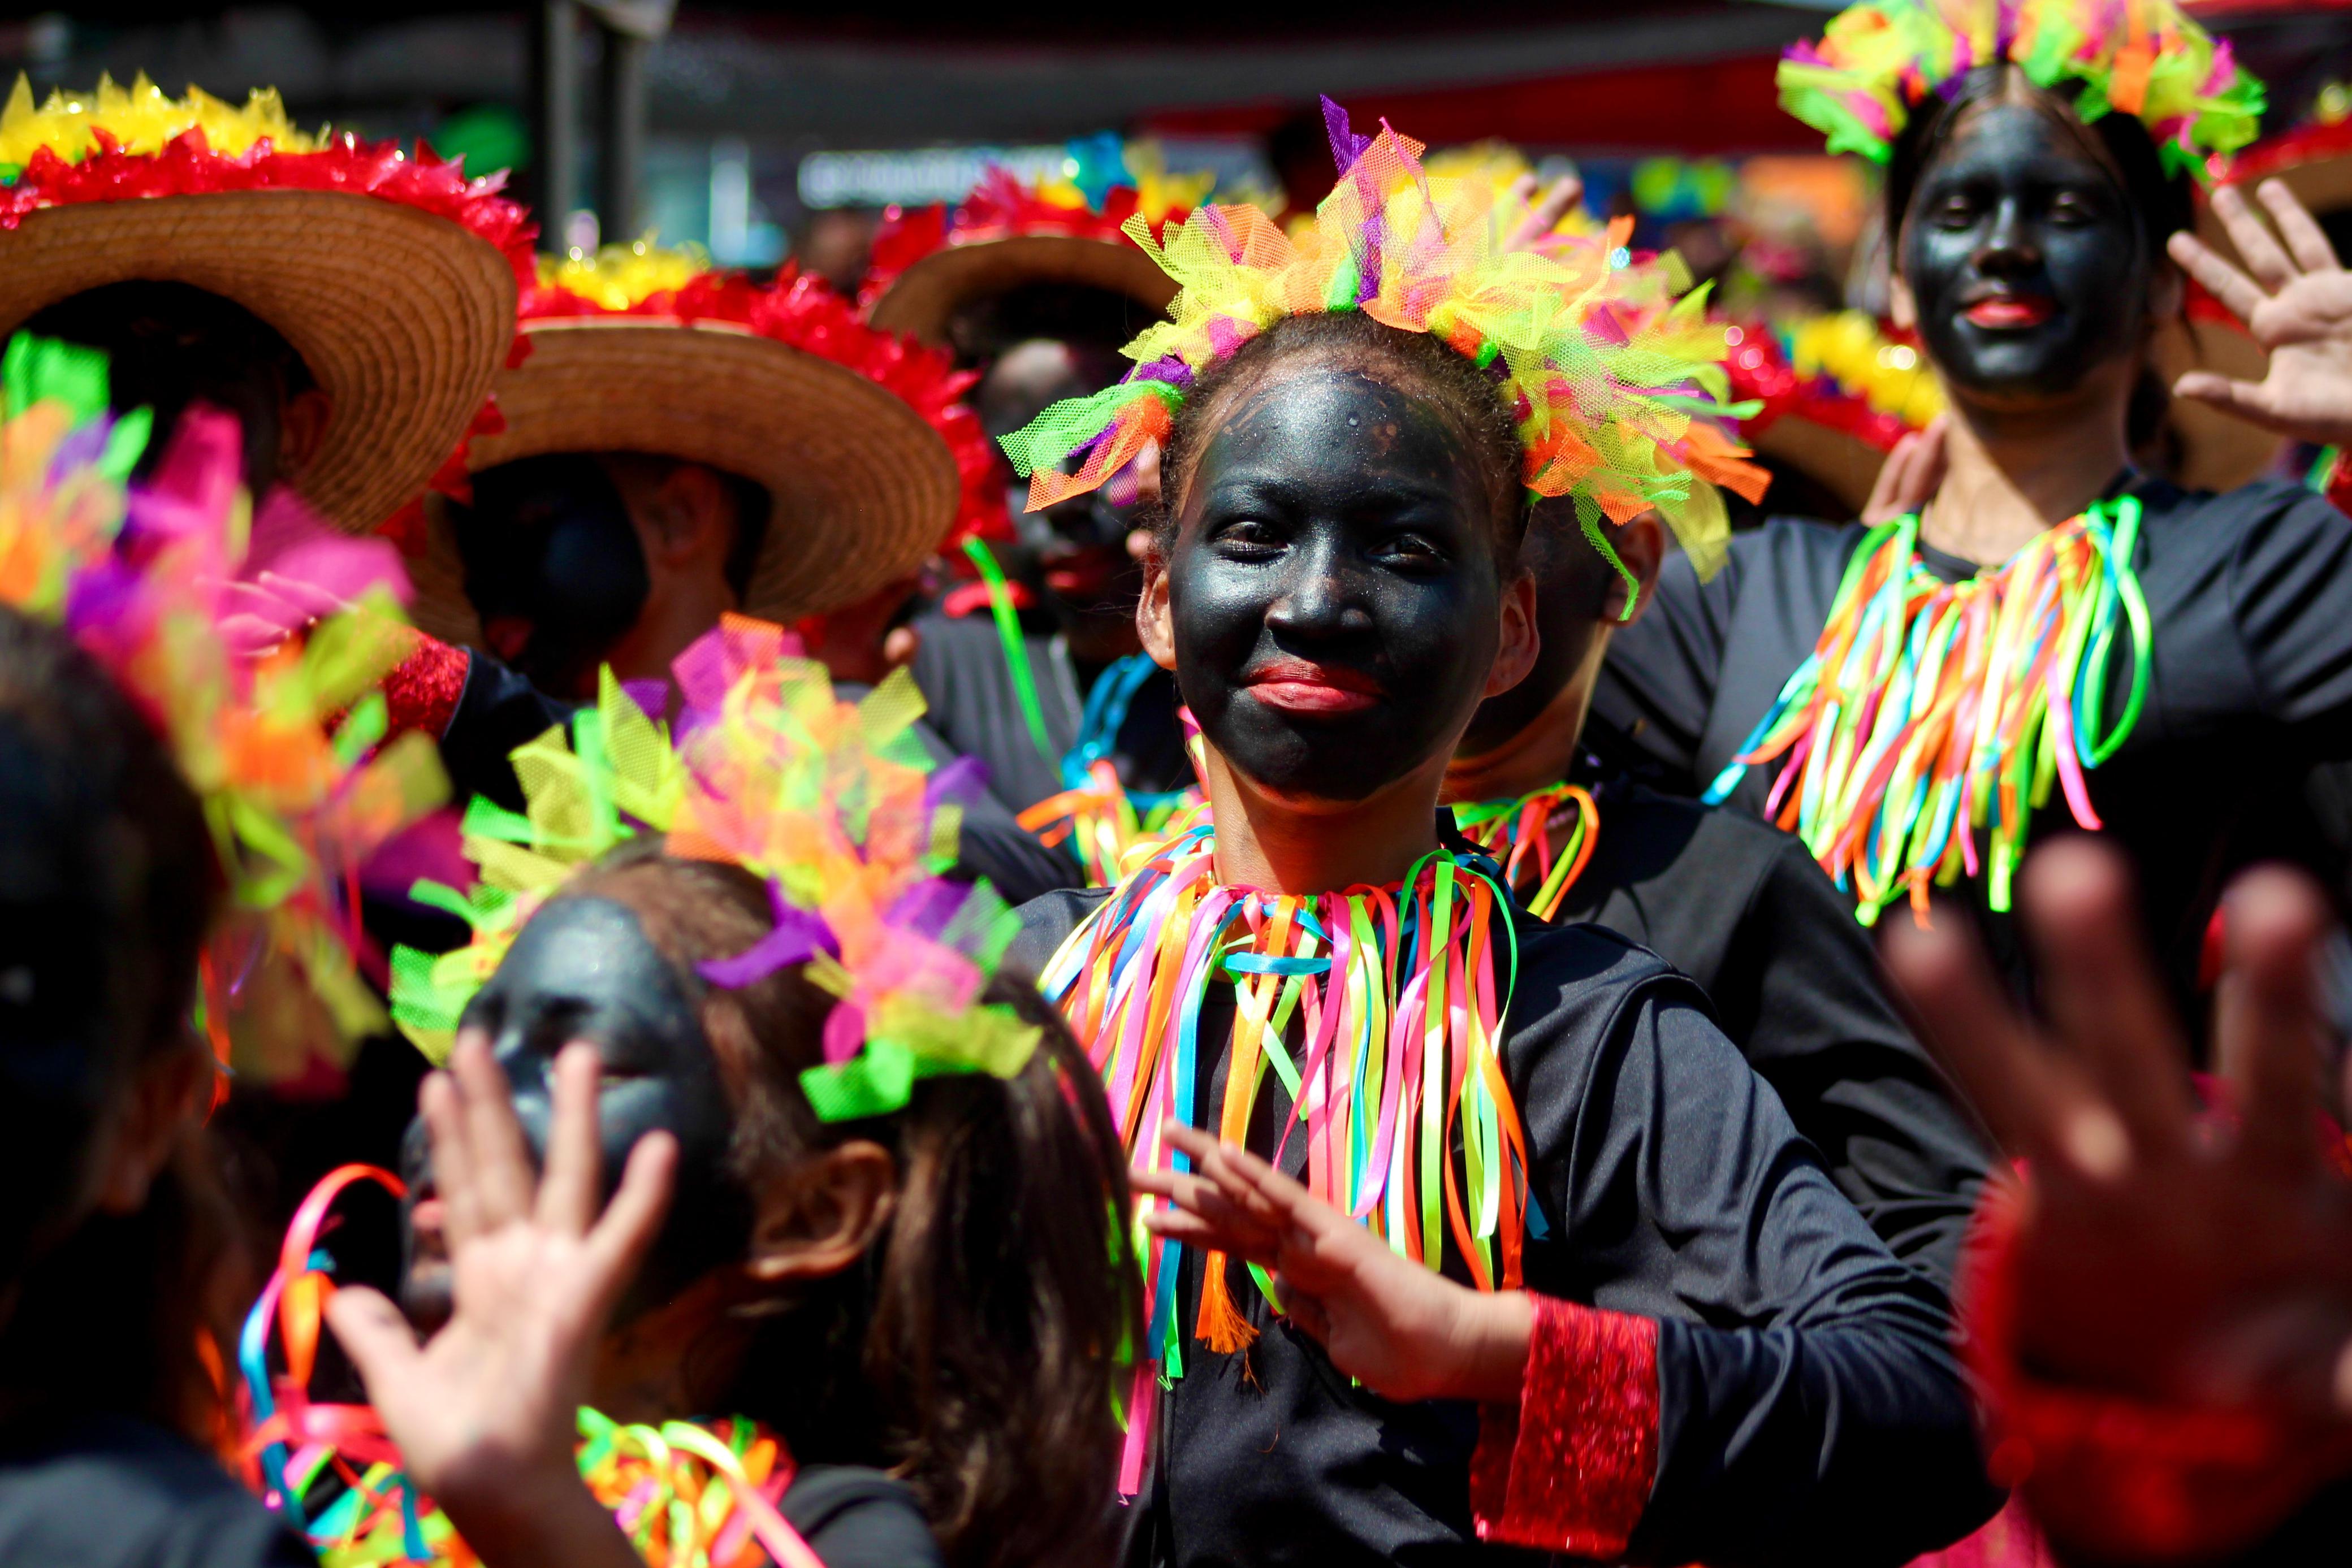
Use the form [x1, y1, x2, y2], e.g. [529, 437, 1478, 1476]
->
[0, 604, 240, 1445]
[23, 280, 317, 492]
[566, 848, 1139, 1568]
[1151, 310, 1530, 571]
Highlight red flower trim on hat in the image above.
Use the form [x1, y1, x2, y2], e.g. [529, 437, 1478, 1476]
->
[1726, 325, 1914, 456]
[858, 168, 1187, 313]
[2208, 118, 2352, 192]
[0, 127, 540, 545]
[526, 264, 1009, 552]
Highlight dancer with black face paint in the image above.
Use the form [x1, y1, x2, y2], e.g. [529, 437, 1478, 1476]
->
[1594, 0, 2352, 1019]
[249, 624, 1140, 1568]
[1005, 110, 2001, 1567]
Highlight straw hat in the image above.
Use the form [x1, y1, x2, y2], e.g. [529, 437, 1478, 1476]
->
[1727, 314, 1939, 518]
[861, 170, 1188, 350]
[408, 246, 999, 645]
[0, 76, 532, 534]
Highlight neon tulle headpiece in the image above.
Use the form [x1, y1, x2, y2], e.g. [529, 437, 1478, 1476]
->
[0, 333, 446, 1068]
[1778, 0, 2265, 175]
[529, 240, 1009, 549]
[390, 613, 1037, 1121]
[1001, 101, 1766, 584]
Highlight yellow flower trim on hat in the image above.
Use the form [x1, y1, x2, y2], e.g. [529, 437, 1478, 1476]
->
[0, 72, 319, 171]
[1788, 311, 1945, 428]
[538, 237, 712, 313]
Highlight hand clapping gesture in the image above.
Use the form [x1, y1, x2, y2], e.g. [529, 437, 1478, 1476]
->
[2169, 179, 2352, 447]
[1133, 1121, 1532, 1405]
[325, 1036, 676, 1568]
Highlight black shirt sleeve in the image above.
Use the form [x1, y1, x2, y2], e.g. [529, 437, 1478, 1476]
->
[1717, 831, 1993, 1288]
[1512, 944, 2000, 1567]
[0, 1416, 318, 1568]
[781, 1465, 944, 1568]
[1588, 535, 1745, 787]
[2226, 479, 2352, 753]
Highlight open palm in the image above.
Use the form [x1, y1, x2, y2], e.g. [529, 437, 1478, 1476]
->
[2169, 180, 2352, 447]
[325, 1034, 675, 1547]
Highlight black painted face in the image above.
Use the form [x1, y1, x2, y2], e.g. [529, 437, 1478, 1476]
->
[399, 896, 743, 1328]
[1166, 365, 1503, 802]
[1901, 99, 2150, 404]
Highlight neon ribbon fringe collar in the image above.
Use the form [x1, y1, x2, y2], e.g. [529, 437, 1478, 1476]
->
[240, 1165, 826, 1568]
[1451, 783, 1601, 924]
[389, 613, 1039, 1122]
[1036, 822, 1526, 1493]
[1778, 0, 2264, 176]
[1000, 99, 1766, 591]
[1705, 499, 2151, 925]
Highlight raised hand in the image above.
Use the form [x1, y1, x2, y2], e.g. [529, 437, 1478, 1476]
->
[1885, 840, 2352, 1419]
[1134, 1121, 1531, 1404]
[325, 1034, 675, 1567]
[2168, 180, 2352, 447]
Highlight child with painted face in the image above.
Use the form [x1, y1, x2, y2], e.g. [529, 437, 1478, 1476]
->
[1445, 504, 1992, 1290]
[1596, 0, 2352, 1016]
[268, 636, 1140, 1568]
[1005, 112, 2001, 1567]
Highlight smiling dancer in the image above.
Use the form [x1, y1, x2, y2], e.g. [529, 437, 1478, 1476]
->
[1005, 109, 1999, 1566]
[1593, 0, 2352, 1017]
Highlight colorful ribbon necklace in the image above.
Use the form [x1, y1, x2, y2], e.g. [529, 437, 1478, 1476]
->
[1450, 783, 1600, 924]
[240, 1166, 826, 1568]
[1036, 822, 1527, 1492]
[1705, 499, 2152, 925]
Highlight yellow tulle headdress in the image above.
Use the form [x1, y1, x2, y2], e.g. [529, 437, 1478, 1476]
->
[1001, 101, 1766, 590]
[1778, 0, 2264, 176]
[389, 614, 1037, 1121]
[0, 333, 446, 1078]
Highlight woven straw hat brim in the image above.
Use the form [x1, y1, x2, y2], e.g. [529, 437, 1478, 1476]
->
[2148, 312, 2284, 493]
[867, 233, 1178, 348]
[457, 318, 959, 627]
[1750, 415, 1888, 517]
[0, 189, 516, 534]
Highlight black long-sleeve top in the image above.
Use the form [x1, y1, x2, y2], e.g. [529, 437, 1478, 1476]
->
[1590, 476, 2352, 1020]
[1545, 774, 1992, 1288]
[1009, 883, 2002, 1568]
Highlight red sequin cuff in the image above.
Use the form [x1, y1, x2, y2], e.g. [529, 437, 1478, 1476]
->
[380, 627, 470, 741]
[1964, 1184, 2352, 1563]
[1470, 1294, 1659, 1556]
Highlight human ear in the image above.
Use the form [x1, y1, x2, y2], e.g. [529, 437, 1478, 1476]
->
[649, 464, 734, 568]
[1605, 515, 1666, 626]
[1137, 544, 1177, 674]
[743, 1140, 898, 1283]
[1889, 272, 1919, 335]
[276, 387, 332, 481]
[1483, 568, 1541, 699]
[92, 1043, 209, 1215]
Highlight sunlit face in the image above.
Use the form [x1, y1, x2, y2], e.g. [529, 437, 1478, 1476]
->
[399, 896, 743, 1328]
[1900, 98, 2151, 405]
[1160, 365, 1507, 802]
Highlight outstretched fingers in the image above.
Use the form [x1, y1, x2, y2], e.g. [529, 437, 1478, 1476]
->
[535, 1043, 604, 1236]
[2169, 228, 2271, 329]
[2214, 867, 2335, 1184]
[580, 1132, 677, 1323]
[2020, 841, 2195, 1163]
[449, 1034, 535, 1230]
[1883, 894, 2084, 1168]
[2211, 181, 2303, 294]
[2259, 179, 2342, 279]
[323, 1284, 426, 1401]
